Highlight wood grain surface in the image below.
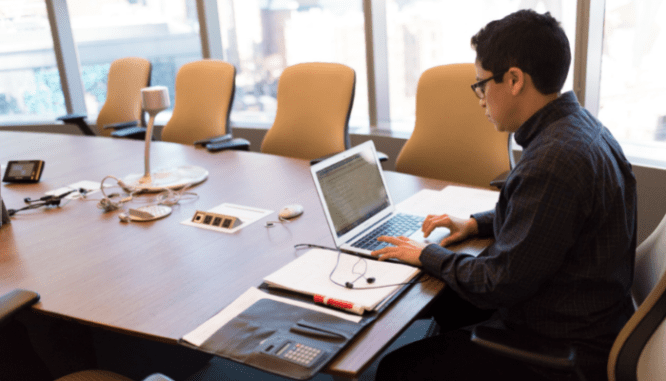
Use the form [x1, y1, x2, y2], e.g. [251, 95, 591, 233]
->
[0, 131, 492, 378]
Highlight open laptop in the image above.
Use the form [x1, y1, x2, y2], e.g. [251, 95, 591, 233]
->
[310, 140, 447, 257]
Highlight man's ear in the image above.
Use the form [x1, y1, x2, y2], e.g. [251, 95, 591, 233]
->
[507, 67, 525, 96]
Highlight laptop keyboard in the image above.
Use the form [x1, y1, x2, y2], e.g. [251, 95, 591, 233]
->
[351, 214, 424, 251]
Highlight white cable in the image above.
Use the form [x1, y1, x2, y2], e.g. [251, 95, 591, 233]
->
[97, 176, 139, 212]
[96, 175, 197, 212]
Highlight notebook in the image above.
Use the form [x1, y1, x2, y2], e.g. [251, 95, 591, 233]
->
[310, 140, 447, 257]
[263, 248, 421, 314]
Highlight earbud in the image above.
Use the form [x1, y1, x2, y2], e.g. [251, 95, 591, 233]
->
[366, 277, 375, 284]
[345, 282, 354, 289]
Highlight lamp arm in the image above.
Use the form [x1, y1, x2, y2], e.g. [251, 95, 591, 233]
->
[142, 114, 156, 181]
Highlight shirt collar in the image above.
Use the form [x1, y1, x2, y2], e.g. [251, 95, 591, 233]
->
[514, 91, 581, 148]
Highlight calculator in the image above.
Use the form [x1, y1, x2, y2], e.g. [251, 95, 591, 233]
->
[258, 336, 327, 368]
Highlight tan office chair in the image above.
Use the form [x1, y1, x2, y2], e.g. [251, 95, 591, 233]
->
[0, 289, 173, 381]
[608, 214, 666, 381]
[59, 57, 151, 138]
[259, 62, 355, 161]
[395, 63, 510, 189]
[471, 212, 666, 381]
[161, 60, 249, 150]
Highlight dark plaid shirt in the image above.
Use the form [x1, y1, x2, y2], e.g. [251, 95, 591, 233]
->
[421, 92, 637, 344]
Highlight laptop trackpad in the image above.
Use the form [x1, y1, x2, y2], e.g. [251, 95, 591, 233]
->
[408, 228, 450, 246]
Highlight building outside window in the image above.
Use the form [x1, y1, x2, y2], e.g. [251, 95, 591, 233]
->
[1, 0, 665, 168]
[217, 0, 368, 127]
[598, 0, 666, 165]
[67, 0, 202, 121]
[0, 0, 65, 123]
[385, 0, 577, 132]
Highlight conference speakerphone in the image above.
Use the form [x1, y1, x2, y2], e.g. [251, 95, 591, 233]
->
[191, 210, 242, 230]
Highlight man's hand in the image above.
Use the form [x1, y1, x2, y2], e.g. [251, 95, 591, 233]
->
[422, 214, 479, 246]
[371, 236, 427, 266]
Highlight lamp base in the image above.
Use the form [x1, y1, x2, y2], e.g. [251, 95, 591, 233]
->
[123, 165, 208, 192]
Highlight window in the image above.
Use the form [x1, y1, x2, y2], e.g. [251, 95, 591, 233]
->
[0, 0, 65, 123]
[217, 0, 368, 127]
[67, 0, 202, 120]
[598, 0, 666, 165]
[384, 0, 577, 132]
[2, 0, 665, 168]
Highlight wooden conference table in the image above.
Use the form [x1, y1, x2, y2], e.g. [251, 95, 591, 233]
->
[0, 131, 490, 379]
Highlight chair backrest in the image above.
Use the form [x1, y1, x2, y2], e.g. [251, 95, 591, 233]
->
[96, 57, 151, 137]
[160, 60, 236, 145]
[260, 62, 355, 160]
[395, 63, 510, 189]
[608, 214, 666, 381]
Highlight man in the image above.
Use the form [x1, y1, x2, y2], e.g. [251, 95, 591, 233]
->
[372, 10, 636, 381]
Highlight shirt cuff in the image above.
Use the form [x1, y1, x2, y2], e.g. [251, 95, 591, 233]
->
[471, 210, 495, 238]
[420, 243, 456, 274]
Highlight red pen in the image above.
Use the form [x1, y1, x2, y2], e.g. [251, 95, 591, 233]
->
[314, 294, 365, 315]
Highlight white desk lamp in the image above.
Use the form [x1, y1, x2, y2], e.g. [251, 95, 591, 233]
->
[123, 86, 208, 191]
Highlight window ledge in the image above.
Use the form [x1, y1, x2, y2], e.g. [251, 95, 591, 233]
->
[620, 141, 666, 170]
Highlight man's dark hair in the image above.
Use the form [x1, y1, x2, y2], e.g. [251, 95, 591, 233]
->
[471, 9, 571, 94]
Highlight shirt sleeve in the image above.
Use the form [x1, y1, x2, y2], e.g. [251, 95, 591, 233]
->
[419, 156, 590, 310]
[471, 210, 495, 238]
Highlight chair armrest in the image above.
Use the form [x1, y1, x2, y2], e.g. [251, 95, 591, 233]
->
[194, 133, 232, 147]
[57, 113, 87, 122]
[103, 120, 140, 130]
[111, 126, 147, 140]
[0, 289, 40, 327]
[490, 170, 510, 189]
[57, 113, 96, 136]
[470, 325, 577, 371]
[206, 138, 250, 152]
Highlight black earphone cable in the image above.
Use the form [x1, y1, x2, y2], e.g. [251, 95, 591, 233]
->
[295, 243, 424, 290]
[8, 189, 77, 216]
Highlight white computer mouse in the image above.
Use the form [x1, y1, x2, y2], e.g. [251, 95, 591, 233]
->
[278, 204, 304, 220]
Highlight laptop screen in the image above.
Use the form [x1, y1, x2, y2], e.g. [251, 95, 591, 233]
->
[315, 146, 390, 237]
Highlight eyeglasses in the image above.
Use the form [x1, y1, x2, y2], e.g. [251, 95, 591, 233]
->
[471, 71, 506, 99]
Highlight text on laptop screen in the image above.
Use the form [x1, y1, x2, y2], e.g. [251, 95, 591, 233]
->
[315, 150, 389, 237]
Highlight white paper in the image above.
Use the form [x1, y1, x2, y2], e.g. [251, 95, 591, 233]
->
[181, 287, 361, 347]
[263, 249, 420, 313]
[181, 203, 272, 233]
[397, 185, 499, 219]
[45, 180, 107, 200]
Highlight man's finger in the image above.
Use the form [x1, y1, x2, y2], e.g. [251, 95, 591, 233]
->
[375, 253, 392, 261]
[423, 216, 447, 236]
[377, 235, 402, 244]
[440, 233, 461, 247]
